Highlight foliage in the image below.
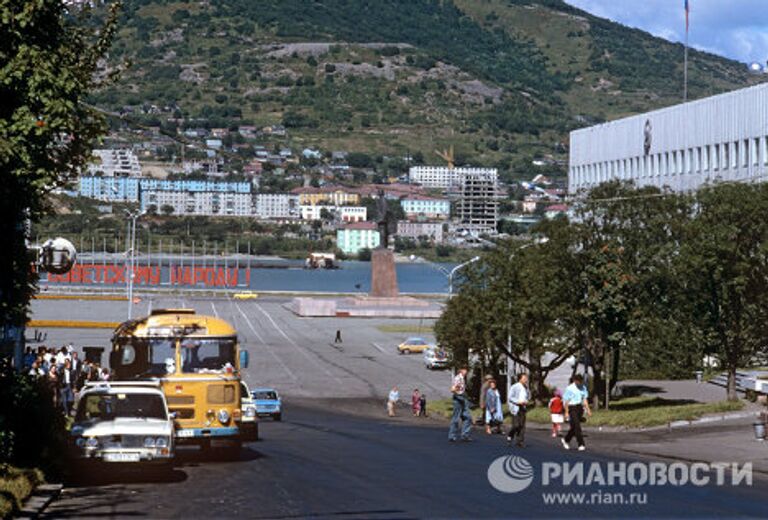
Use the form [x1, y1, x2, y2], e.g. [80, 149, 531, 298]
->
[0, 0, 119, 327]
[0, 465, 44, 519]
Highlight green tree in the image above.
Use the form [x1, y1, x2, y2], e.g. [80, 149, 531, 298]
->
[0, 1, 119, 351]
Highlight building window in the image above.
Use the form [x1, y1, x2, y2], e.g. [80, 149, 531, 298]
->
[753, 138, 759, 167]
[713, 144, 720, 171]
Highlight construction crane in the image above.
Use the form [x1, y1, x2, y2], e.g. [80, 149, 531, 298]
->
[434, 145, 455, 169]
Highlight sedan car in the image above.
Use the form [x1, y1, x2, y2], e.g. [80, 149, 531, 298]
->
[239, 381, 259, 442]
[251, 388, 282, 421]
[233, 291, 259, 300]
[70, 382, 174, 466]
[424, 347, 449, 369]
[397, 337, 432, 355]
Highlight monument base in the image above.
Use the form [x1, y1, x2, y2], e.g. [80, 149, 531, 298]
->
[370, 249, 398, 298]
[287, 296, 443, 318]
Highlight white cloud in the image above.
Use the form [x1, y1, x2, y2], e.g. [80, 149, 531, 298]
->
[565, 0, 768, 63]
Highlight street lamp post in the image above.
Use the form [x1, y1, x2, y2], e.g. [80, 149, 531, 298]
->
[448, 256, 481, 298]
[125, 209, 144, 319]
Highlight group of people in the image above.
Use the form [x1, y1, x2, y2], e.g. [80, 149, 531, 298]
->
[450, 368, 592, 450]
[386, 386, 428, 417]
[23, 345, 110, 415]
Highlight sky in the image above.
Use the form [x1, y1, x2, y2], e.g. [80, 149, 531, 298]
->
[565, 0, 768, 65]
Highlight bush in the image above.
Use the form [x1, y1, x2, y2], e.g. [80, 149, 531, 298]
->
[358, 248, 372, 261]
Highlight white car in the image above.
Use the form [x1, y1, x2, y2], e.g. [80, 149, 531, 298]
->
[70, 382, 174, 466]
[239, 381, 259, 442]
[424, 347, 449, 370]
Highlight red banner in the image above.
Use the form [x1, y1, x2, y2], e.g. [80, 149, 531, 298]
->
[46, 264, 247, 288]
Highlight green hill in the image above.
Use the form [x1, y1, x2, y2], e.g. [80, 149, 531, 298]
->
[91, 0, 759, 179]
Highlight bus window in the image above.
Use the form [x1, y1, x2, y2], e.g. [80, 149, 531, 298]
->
[180, 338, 236, 373]
[149, 339, 176, 375]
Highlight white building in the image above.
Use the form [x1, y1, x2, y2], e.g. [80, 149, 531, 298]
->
[396, 221, 445, 243]
[142, 190, 253, 217]
[299, 205, 367, 222]
[87, 149, 141, 177]
[409, 166, 497, 189]
[569, 83, 768, 194]
[401, 196, 451, 220]
[336, 222, 380, 255]
[254, 193, 299, 219]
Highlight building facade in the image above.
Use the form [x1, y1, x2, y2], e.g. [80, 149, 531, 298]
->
[141, 190, 253, 217]
[401, 196, 451, 220]
[409, 166, 497, 189]
[396, 221, 445, 243]
[300, 205, 367, 222]
[87, 148, 141, 177]
[336, 222, 380, 254]
[454, 170, 499, 233]
[78, 177, 252, 202]
[254, 193, 299, 219]
[569, 83, 768, 194]
[291, 186, 361, 206]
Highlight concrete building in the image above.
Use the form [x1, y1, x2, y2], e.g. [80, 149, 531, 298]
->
[409, 166, 497, 189]
[336, 222, 380, 255]
[300, 205, 367, 222]
[86, 148, 141, 177]
[141, 190, 253, 217]
[454, 170, 499, 234]
[401, 196, 451, 221]
[291, 186, 361, 206]
[254, 193, 299, 219]
[569, 83, 768, 194]
[79, 176, 140, 202]
[396, 221, 445, 243]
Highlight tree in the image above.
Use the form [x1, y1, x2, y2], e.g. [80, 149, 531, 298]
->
[160, 204, 175, 216]
[0, 1, 119, 354]
[676, 183, 768, 401]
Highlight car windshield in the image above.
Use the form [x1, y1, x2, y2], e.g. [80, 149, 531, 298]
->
[253, 391, 277, 400]
[76, 393, 167, 421]
[405, 338, 425, 345]
[180, 338, 236, 373]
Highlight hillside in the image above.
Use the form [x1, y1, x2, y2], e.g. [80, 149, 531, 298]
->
[91, 0, 759, 179]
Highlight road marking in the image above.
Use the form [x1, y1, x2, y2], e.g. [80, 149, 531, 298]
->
[233, 300, 298, 382]
[371, 342, 387, 354]
[253, 302, 342, 384]
[210, 301, 219, 318]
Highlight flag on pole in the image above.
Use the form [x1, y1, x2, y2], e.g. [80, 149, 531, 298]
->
[685, 0, 690, 32]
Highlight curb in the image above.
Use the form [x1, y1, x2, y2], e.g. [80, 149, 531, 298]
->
[527, 411, 759, 434]
[18, 483, 62, 518]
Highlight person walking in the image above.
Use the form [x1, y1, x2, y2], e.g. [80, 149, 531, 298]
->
[387, 386, 400, 417]
[411, 388, 421, 416]
[478, 374, 493, 429]
[334, 329, 343, 343]
[419, 393, 428, 417]
[562, 374, 592, 451]
[60, 359, 75, 416]
[484, 379, 503, 435]
[507, 373, 529, 447]
[47, 365, 59, 410]
[549, 390, 565, 437]
[448, 367, 472, 442]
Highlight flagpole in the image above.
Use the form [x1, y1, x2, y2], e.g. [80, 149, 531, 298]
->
[684, 1, 689, 102]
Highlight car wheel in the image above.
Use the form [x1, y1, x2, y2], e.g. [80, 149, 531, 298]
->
[274, 413, 282, 421]
[402, 349, 410, 355]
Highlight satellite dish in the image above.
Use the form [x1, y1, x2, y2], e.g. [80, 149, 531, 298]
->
[38, 237, 77, 274]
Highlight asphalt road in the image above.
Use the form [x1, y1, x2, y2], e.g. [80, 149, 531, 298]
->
[44, 401, 766, 519]
[30, 295, 450, 400]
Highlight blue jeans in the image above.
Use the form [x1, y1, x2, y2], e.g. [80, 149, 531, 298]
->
[449, 395, 472, 440]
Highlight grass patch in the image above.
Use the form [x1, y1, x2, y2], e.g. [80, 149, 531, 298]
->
[431, 397, 745, 429]
[0, 465, 44, 519]
[376, 324, 434, 334]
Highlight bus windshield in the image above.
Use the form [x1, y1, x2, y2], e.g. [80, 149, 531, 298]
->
[180, 338, 236, 373]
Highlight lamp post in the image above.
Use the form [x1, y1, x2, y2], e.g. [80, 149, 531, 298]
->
[448, 256, 481, 298]
[125, 209, 145, 319]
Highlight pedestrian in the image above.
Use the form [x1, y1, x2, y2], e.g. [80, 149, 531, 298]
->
[411, 388, 421, 416]
[387, 386, 400, 417]
[507, 373, 529, 447]
[55, 346, 69, 368]
[99, 367, 111, 381]
[28, 359, 44, 378]
[334, 329, 342, 343]
[419, 393, 428, 417]
[484, 379, 503, 435]
[562, 374, 592, 451]
[23, 347, 35, 369]
[549, 390, 565, 437]
[60, 359, 75, 415]
[448, 367, 472, 442]
[478, 374, 493, 428]
[47, 365, 59, 409]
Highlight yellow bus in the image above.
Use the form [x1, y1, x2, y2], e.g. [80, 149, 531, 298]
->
[109, 309, 249, 450]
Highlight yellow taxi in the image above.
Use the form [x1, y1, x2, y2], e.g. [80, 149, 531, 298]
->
[233, 291, 259, 300]
[397, 337, 432, 355]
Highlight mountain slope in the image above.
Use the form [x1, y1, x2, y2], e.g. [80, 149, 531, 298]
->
[92, 0, 760, 179]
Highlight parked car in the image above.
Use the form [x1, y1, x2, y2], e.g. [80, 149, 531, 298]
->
[69, 381, 174, 467]
[233, 291, 259, 300]
[398, 337, 432, 355]
[239, 381, 259, 441]
[251, 388, 282, 421]
[424, 347, 449, 370]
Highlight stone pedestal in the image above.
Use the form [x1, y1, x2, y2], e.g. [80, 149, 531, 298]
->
[370, 249, 399, 298]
